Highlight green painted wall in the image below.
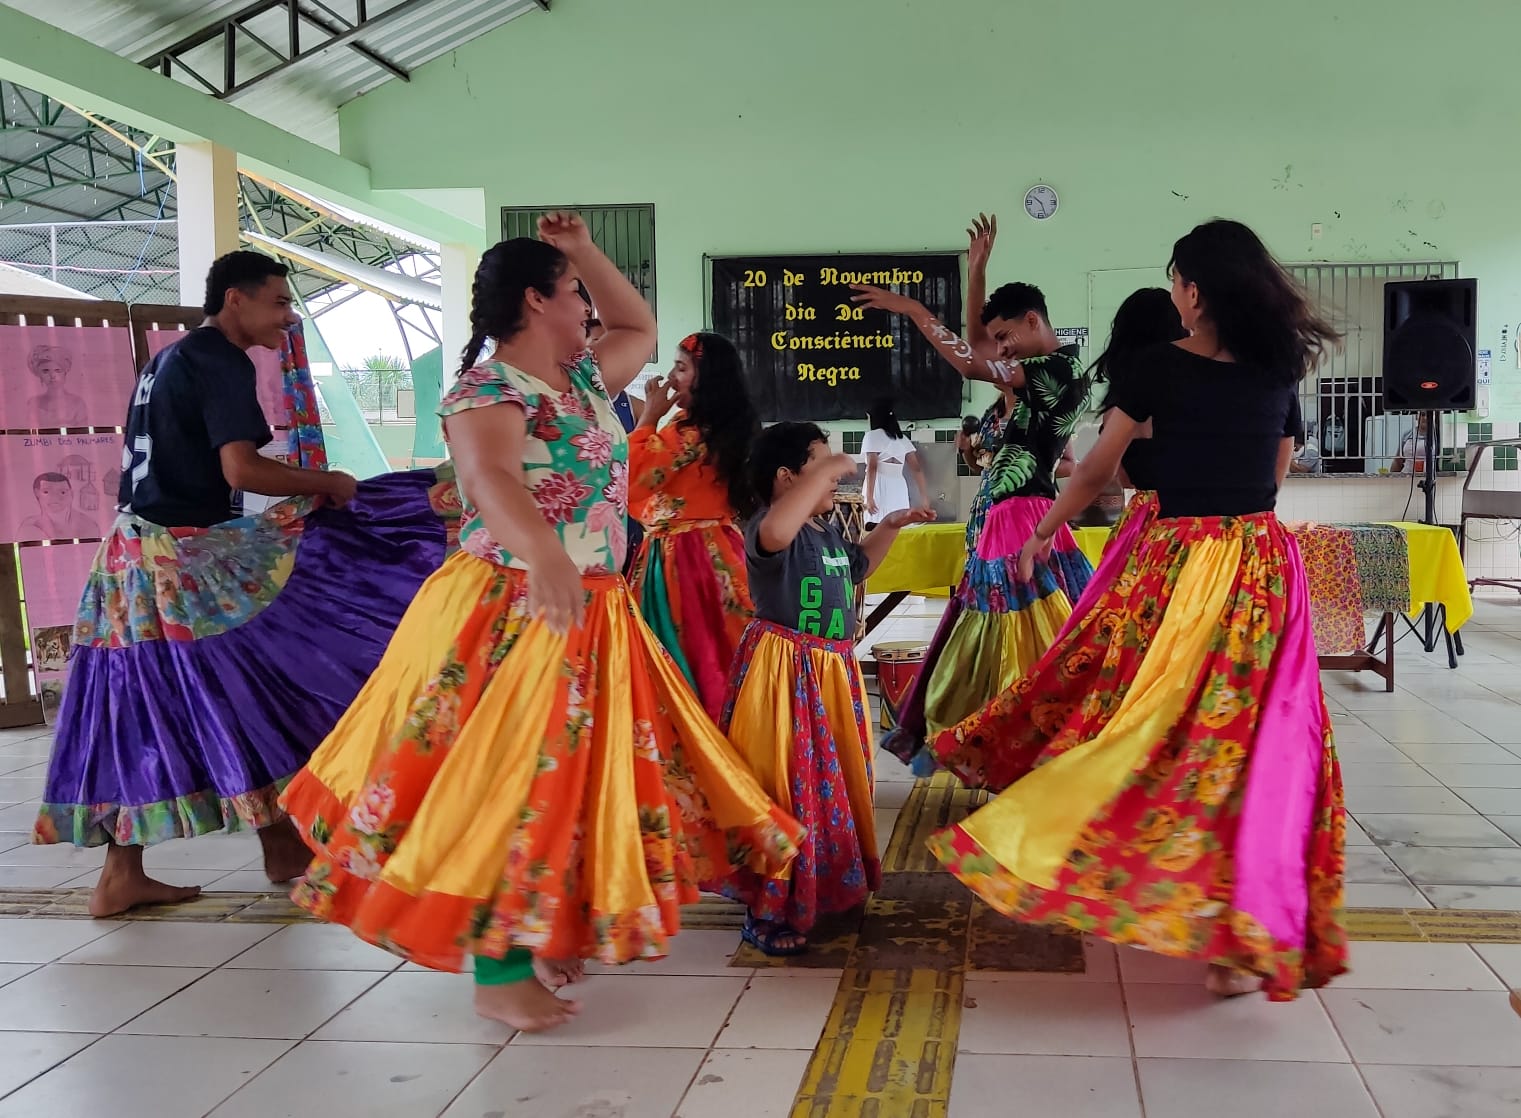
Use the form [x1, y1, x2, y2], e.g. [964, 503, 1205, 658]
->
[338, 0, 1521, 418]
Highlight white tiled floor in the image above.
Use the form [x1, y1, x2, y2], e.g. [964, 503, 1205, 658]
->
[0, 594, 1511, 1113]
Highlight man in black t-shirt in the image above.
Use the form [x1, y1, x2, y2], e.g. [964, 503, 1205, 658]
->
[120, 253, 355, 527]
[86, 251, 357, 918]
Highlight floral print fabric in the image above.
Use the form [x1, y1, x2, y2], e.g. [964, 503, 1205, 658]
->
[439, 354, 628, 574]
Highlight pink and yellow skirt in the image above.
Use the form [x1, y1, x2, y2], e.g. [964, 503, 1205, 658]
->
[930, 512, 1347, 1000]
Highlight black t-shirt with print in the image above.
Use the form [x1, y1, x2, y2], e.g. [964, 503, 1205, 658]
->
[984, 345, 1092, 502]
[745, 512, 869, 640]
[118, 326, 272, 527]
[1105, 343, 1302, 518]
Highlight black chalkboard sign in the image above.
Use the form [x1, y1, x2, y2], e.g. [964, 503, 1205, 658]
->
[709, 253, 964, 422]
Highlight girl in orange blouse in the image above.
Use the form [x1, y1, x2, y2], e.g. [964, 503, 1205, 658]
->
[628, 332, 759, 719]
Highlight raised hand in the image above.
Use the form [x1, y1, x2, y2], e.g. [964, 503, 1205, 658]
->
[640, 375, 678, 424]
[967, 213, 998, 273]
[536, 211, 594, 255]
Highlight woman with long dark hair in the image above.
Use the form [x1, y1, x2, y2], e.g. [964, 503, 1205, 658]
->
[1086, 287, 1189, 538]
[931, 219, 1347, 1001]
[862, 397, 929, 527]
[281, 217, 800, 1033]
[627, 331, 760, 718]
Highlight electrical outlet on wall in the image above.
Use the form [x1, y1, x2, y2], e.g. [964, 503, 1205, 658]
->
[1311, 223, 1323, 239]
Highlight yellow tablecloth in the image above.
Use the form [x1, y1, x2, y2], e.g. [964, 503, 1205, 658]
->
[1073, 527, 1109, 569]
[864, 522, 966, 595]
[1074, 521, 1471, 633]
[1385, 522, 1473, 632]
[864, 518, 1473, 634]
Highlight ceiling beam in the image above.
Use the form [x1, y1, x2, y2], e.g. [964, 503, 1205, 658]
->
[142, 0, 419, 101]
[0, 5, 487, 246]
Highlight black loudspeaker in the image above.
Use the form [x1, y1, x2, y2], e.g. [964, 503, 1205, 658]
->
[1382, 278, 1477, 412]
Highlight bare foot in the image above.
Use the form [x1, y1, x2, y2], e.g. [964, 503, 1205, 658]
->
[1205, 964, 1261, 998]
[474, 980, 581, 1033]
[89, 843, 201, 918]
[533, 956, 586, 990]
[258, 818, 313, 884]
[1510, 989, 1521, 1018]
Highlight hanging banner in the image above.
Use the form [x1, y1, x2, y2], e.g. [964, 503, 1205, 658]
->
[0, 324, 137, 431]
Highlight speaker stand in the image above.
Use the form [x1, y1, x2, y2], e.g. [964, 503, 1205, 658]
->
[1412, 411, 1461, 667]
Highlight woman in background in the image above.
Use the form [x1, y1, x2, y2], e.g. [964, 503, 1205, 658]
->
[861, 397, 929, 527]
[627, 331, 759, 718]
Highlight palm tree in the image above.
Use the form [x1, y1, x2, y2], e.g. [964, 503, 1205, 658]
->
[358, 354, 409, 413]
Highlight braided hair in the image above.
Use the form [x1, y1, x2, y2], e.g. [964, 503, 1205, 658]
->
[458, 238, 569, 376]
[677, 332, 761, 518]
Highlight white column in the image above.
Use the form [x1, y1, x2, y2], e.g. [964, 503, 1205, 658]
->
[175, 142, 242, 308]
[439, 242, 479, 382]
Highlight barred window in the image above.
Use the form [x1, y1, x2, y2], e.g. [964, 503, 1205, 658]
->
[502, 204, 656, 356]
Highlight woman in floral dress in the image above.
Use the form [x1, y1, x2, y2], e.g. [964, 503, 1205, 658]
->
[281, 216, 801, 1033]
[930, 219, 1346, 1001]
[626, 331, 759, 719]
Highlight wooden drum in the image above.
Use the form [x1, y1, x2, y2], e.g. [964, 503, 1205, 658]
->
[871, 640, 927, 731]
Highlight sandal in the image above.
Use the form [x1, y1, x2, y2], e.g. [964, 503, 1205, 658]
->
[742, 914, 808, 957]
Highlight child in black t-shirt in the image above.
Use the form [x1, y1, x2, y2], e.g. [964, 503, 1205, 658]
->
[711, 422, 931, 955]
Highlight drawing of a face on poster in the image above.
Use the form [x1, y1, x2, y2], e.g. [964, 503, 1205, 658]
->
[1, 433, 118, 543]
[0, 326, 136, 431]
[26, 346, 86, 428]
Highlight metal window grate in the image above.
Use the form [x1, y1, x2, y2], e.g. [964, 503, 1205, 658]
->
[501, 204, 656, 357]
[1290, 261, 1461, 475]
[842, 430, 864, 455]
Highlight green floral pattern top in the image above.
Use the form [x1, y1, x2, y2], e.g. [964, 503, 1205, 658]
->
[439, 354, 628, 574]
[986, 347, 1092, 504]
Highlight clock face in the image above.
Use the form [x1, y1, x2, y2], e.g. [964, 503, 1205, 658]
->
[1024, 184, 1059, 220]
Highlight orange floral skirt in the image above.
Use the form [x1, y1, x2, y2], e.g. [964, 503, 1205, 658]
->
[280, 551, 802, 972]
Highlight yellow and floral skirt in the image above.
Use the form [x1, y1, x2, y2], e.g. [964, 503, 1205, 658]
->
[931, 512, 1346, 1000]
[281, 551, 802, 972]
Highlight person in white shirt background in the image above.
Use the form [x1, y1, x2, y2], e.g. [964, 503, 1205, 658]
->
[1391, 411, 1430, 475]
[861, 397, 930, 528]
[1291, 419, 1323, 475]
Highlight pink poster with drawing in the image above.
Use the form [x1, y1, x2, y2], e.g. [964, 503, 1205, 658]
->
[20, 543, 96, 704]
[145, 329, 286, 430]
[19, 543, 96, 636]
[0, 432, 121, 544]
[0, 324, 137, 431]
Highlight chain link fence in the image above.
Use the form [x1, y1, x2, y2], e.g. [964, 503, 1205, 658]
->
[0, 220, 180, 303]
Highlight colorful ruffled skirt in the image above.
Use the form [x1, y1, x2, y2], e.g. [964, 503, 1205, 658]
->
[32, 470, 455, 848]
[882, 495, 1092, 768]
[929, 512, 1347, 1000]
[711, 620, 880, 933]
[628, 519, 753, 721]
[281, 553, 802, 972]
